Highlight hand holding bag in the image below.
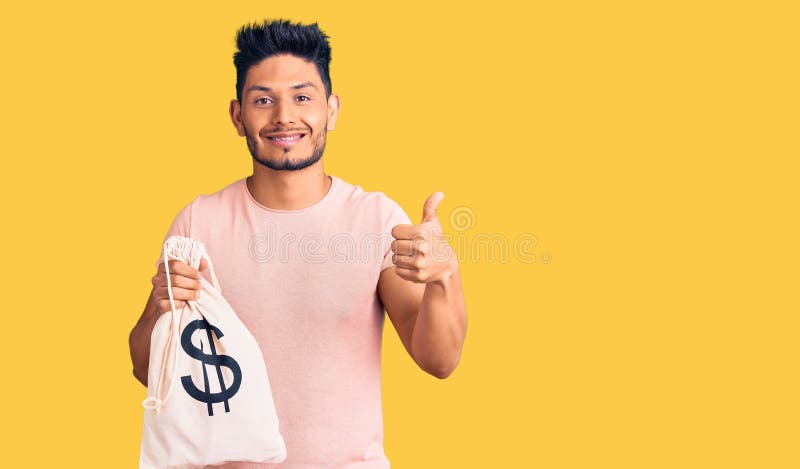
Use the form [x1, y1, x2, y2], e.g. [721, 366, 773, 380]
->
[139, 235, 286, 469]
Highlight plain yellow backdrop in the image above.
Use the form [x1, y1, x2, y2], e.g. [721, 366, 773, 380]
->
[1, 1, 797, 468]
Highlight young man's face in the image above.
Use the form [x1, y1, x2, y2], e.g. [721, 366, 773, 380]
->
[230, 54, 339, 171]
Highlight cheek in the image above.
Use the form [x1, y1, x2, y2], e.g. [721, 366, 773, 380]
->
[304, 108, 329, 130]
[242, 108, 268, 128]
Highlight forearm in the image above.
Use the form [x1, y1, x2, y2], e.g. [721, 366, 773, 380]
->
[129, 290, 160, 387]
[411, 269, 468, 378]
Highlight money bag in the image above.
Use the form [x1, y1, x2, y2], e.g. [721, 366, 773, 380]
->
[139, 235, 286, 469]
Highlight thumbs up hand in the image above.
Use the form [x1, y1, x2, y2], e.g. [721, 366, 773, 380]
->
[390, 192, 459, 284]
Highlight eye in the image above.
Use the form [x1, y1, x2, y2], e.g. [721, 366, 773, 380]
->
[255, 97, 273, 105]
[296, 95, 311, 102]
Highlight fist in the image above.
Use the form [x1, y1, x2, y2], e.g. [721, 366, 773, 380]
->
[390, 192, 458, 284]
[151, 258, 207, 315]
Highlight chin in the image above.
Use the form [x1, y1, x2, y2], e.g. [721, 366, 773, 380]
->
[253, 153, 320, 172]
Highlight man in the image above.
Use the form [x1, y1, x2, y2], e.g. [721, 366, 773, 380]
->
[129, 19, 467, 468]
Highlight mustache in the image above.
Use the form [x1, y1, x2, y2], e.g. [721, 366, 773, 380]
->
[260, 127, 310, 136]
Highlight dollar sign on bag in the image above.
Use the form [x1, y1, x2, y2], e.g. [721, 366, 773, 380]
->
[180, 318, 242, 416]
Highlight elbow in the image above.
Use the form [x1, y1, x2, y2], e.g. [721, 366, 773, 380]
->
[411, 330, 466, 379]
[132, 366, 148, 387]
[421, 357, 461, 380]
[129, 329, 148, 387]
[414, 345, 464, 380]
[430, 364, 458, 379]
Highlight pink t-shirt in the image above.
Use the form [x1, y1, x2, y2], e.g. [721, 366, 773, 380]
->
[154, 175, 411, 469]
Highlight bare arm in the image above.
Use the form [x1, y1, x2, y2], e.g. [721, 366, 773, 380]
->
[379, 192, 468, 379]
[129, 291, 161, 387]
[379, 266, 467, 378]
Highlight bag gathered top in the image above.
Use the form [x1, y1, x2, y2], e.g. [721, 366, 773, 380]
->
[139, 235, 286, 469]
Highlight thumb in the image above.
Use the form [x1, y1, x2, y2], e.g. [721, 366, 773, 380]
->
[421, 192, 445, 224]
[199, 258, 208, 273]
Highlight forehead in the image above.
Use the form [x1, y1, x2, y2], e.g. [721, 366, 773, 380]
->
[245, 54, 323, 90]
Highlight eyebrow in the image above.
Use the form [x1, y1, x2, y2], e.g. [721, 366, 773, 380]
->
[246, 82, 317, 94]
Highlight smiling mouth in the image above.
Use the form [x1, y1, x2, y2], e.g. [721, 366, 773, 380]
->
[266, 133, 306, 147]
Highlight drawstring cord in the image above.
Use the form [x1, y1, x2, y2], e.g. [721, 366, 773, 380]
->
[142, 236, 221, 413]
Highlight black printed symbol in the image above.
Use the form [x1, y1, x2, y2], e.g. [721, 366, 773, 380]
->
[180, 318, 242, 416]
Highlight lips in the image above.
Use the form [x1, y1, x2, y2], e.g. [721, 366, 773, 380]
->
[265, 132, 306, 148]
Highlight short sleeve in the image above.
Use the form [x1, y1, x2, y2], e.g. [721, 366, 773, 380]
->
[381, 196, 413, 272]
[154, 200, 194, 268]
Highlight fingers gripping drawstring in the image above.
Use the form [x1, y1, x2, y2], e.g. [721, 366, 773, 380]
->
[142, 236, 216, 413]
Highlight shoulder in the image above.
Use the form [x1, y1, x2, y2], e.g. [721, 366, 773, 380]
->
[185, 177, 245, 215]
[333, 175, 404, 213]
[164, 178, 244, 237]
[328, 178, 411, 232]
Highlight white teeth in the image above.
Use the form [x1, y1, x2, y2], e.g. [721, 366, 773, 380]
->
[270, 135, 302, 141]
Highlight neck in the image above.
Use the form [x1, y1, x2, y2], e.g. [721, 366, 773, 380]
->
[246, 161, 331, 211]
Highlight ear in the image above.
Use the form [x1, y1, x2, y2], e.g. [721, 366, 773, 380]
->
[229, 99, 246, 137]
[326, 93, 341, 131]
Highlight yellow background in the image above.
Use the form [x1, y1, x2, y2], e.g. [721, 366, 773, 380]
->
[1, 1, 797, 467]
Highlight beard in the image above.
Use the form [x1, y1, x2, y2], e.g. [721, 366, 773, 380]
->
[245, 125, 327, 171]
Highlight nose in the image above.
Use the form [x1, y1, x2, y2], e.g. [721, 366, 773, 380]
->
[272, 99, 295, 126]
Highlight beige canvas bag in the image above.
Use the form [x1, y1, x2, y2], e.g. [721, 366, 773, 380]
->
[139, 235, 286, 469]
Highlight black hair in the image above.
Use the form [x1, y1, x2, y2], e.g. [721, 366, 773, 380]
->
[233, 19, 332, 102]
